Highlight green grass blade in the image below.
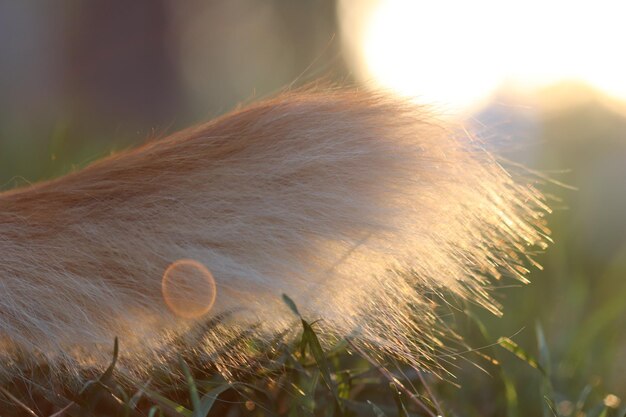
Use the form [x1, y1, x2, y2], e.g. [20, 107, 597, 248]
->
[141, 386, 193, 417]
[178, 356, 201, 414]
[389, 383, 409, 417]
[498, 337, 546, 375]
[282, 293, 302, 318]
[148, 405, 163, 417]
[368, 400, 389, 417]
[195, 384, 232, 417]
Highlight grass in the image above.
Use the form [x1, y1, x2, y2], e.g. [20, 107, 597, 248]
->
[0, 290, 623, 416]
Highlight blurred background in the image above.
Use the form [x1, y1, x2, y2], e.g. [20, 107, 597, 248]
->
[1, 1, 624, 415]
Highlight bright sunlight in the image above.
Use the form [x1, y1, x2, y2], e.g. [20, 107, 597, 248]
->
[339, 0, 626, 113]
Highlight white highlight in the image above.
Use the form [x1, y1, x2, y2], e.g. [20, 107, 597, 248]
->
[339, 0, 626, 112]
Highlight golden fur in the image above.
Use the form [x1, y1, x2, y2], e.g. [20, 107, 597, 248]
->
[0, 89, 549, 375]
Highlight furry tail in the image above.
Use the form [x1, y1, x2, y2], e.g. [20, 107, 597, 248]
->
[0, 89, 549, 374]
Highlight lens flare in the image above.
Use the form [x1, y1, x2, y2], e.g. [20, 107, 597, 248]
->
[161, 259, 217, 319]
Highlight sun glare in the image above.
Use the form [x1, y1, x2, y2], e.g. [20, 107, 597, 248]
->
[339, 0, 626, 113]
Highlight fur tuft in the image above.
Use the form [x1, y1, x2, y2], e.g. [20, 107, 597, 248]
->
[0, 89, 549, 375]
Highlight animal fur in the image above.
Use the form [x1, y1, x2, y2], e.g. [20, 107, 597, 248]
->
[0, 88, 549, 375]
